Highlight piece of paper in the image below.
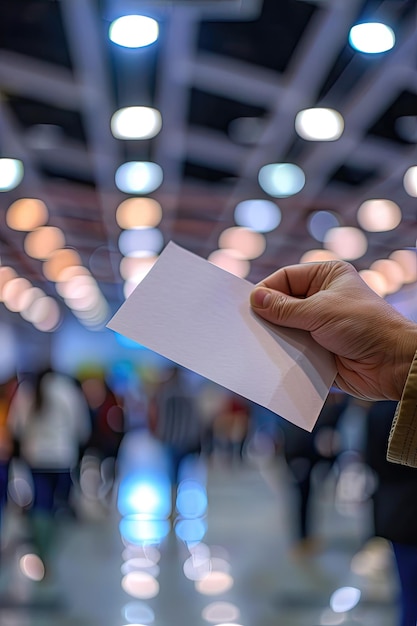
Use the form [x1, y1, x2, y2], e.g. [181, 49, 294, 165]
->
[107, 242, 336, 431]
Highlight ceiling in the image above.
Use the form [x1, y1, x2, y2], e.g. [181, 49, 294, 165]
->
[0, 0, 417, 330]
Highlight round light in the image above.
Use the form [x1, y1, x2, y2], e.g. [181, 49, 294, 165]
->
[295, 108, 344, 141]
[349, 22, 395, 54]
[116, 198, 162, 229]
[115, 162, 163, 194]
[6, 198, 48, 231]
[109, 15, 159, 48]
[218, 226, 265, 260]
[389, 249, 417, 283]
[120, 256, 157, 281]
[307, 211, 341, 242]
[3, 277, 32, 312]
[357, 199, 401, 232]
[258, 163, 305, 197]
[43, 248, 82, 282]
[24, 226, 66, 260]
[121, 571, 160, 600]
[208, 250, 250, 278]
[202, 602, 240, 624]
[118, 228, 164, 257]
[324, 226, 367, 260]
[370, 259, 404, 294]
[330, 586, 361, 613]
[299, 249, 339, 263]
[32, 299, 61, 332]
[0, 158, 24, 191]
[403, 166, 417, 197]
[111, 107, 162, 140]
[0, 266, 17, 300]
[234, 199, 281, 232]
[359, 269, 388, 297]
[195, 572, 234, 596]
[19, 287, 46, 319]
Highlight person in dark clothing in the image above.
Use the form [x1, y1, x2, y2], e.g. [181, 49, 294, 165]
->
[365, 400, 417, 626]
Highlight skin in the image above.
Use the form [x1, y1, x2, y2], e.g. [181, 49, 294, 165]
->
[250, 260, 417, 402]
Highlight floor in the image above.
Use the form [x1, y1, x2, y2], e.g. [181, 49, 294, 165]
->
[0, 454, 400, 626]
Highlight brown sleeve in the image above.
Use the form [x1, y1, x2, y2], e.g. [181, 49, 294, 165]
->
[387, 350, 417, 467]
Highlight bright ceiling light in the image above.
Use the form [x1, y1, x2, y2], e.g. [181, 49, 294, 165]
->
[349, 22, 395, 54]
[357, 198, 402, 232]
[324, 226, 367, 260]
[0, 158, 24, 191]
[258, 163, 305, 197]
[234, 199, 281, 232]
[116, 197, 162, 229]
[403, 166, 417, 197]
[111, 106, 162, 140]
[109, 15, 159, 48]
[295, 108, 344, 141]
[307, 210, 341, 242]
[115, 162, 163, 194]
[6, 198, 48, 231]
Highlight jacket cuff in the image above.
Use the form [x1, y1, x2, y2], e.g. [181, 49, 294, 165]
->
[387, 350, 417, 467]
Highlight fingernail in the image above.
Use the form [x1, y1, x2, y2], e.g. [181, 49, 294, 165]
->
[251, 288, 271, 308]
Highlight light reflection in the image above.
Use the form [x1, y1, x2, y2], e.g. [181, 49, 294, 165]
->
[208, 250, 250, 278]
[122, 600, 155, 624]
[19, 553, 45, 581]
[357, 198, 401, 232]
[320, 608, 346, 625]
[234, 199, 281, 232]
[219, 226, 265, 260]
[195, 571, 234, 596]
[176, 479, 207, 519]
[43, 248, 82, 281]
[202, 601, 240, 623]
[329, 586, 361, 613]
[121, 571, 160, 599]
[121, 558, 160, 578]
[324, 226, 367, 260]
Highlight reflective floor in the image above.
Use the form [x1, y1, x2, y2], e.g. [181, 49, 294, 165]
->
[0, 457, 399, 626]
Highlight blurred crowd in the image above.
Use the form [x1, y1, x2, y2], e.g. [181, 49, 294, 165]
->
[0, 361, 416, 624]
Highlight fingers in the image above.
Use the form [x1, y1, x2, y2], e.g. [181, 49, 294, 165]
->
[250, 285, 315, 331]
[257, 260, 349, 298]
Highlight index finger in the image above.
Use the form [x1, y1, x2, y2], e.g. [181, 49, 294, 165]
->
[259, 260, 349, 298]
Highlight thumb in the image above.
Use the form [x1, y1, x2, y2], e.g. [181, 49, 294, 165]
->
[250, 286, 312, 331]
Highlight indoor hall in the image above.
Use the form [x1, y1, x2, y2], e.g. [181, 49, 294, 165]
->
[0, 1, 417, 625]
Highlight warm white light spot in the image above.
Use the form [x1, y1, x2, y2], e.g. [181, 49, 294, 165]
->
[389, 250, 417, 283]
[295, 108, 344, 141]
[116, 198, 162, 229]
[6, 198, 48, 231]
[195, 571, 234, 596]
[0, 266, 18, 300]
[324, 226, 367, 260]
[359, 270, 388, 297]
[111, 107, 162, 140]
[32, 299, 61, 332]
[3, 277, 32, 312]
[19, 553, 45, 581]
[55, 265, 90, 283]
[202, 602, 240, 623]
[183, 554, 211, 581]
[258, 163, 305, 197]
[208, 250, 250, 278]
[120, 256, 157, 282]
[349, 22, 395, 53]
[300, 249, 339, 263]
[357, 199, 401, 232]
[370, 259, 404, 294]
[219, 226, 265, 260]
[234, 199, 281, 232]
[0, 158, 24, 191]
[403, 166, 417, 197]
[26, 296, 58, 325]
[109, 15, 159, 48]
[24, 226, 66, 260]
[121, 571, 160, 599]
[116, 162, 163, 194]
[308, 211, 341, 242]
[118, 228, 164, 257]
[43, 248, 82, 281]
[19, 287, 46, 317]
[330, 586, 361, 613]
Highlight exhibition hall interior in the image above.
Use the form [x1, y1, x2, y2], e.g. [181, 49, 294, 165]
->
[0, 0, 417, 625]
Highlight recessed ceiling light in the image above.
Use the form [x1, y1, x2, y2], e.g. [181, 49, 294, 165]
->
[349, 22, 395, 54]
[109, 15, 159, 48]
[295, 108, 344, 141]
[111, 107, 162, 140]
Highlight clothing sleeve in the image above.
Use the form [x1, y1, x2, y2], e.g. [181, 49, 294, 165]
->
[387, 350, 417, 467]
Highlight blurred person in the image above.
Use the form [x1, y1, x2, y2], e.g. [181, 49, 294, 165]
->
[280, 391, 348, 555]
[365, 400, 417, 626]
[212, 392, 250, 463]
[148, 365, 202, 516]
[249, 259, 417, 467]
[0, 375, 17, 546]
[8, 367, 91, 574]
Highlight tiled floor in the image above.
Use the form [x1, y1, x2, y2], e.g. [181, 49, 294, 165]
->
[0, 456, 399, 626]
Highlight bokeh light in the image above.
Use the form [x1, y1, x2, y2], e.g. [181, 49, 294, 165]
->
[349, 22, 395, 53]
[0, 266, 18, 301]
[370, 258, 404, 294]
[109, 15, 159, 48]
[3, 277, 32, 312]
[389, 249, 417, 283]
[195, 571, 234, 596]
[6, 198, 48, 231]
[403, 165, 417, 197]
[202, 602, 240, 623]
[218, 226, 265, 260]
[307, 211, 341, 242]
[357, 199, 401, 232]
[111, 107, 162, 140]
[24, 226, 66, 260]
[43, 248, 82, 281]
[115, 162, 163, 194]
[0, 158, 24, 191]
[118, 228, 164, 257]
[358, 270, 388, 297]
[208, 250, 250, 278]
[121, 571, 160, 599]
[234, 199, 281, 232]
[329, 586, 361, 613]
[295, 108, 344, 141]
[258, 163, 305, 197]
[324, 226, 367, 260]
[116, 198, 162, 229]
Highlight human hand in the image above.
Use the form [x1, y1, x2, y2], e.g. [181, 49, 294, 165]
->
[250, 260, 417, 401]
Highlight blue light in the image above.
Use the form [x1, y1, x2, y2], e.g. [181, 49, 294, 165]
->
[234, 199, 281, 232]
[176, 480, 208, 519]
[175, 518, 207, 543]
[115, 162, 163, 194]
[308, 211, 341, 242]
[258, 163, 305, 198]
[118, 227, 164, 256]
[117, 472, 171, 518]
[120, 515, 170, 544]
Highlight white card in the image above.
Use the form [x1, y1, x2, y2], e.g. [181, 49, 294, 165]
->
[107, 242, 336, 431]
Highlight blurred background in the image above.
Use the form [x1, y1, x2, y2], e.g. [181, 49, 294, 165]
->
[0, 0, 417, 625]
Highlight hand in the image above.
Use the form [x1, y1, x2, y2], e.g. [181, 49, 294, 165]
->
[250, 260, 417, 401]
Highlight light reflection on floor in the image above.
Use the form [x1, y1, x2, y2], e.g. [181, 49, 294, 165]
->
[0, 458, 399, 626]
